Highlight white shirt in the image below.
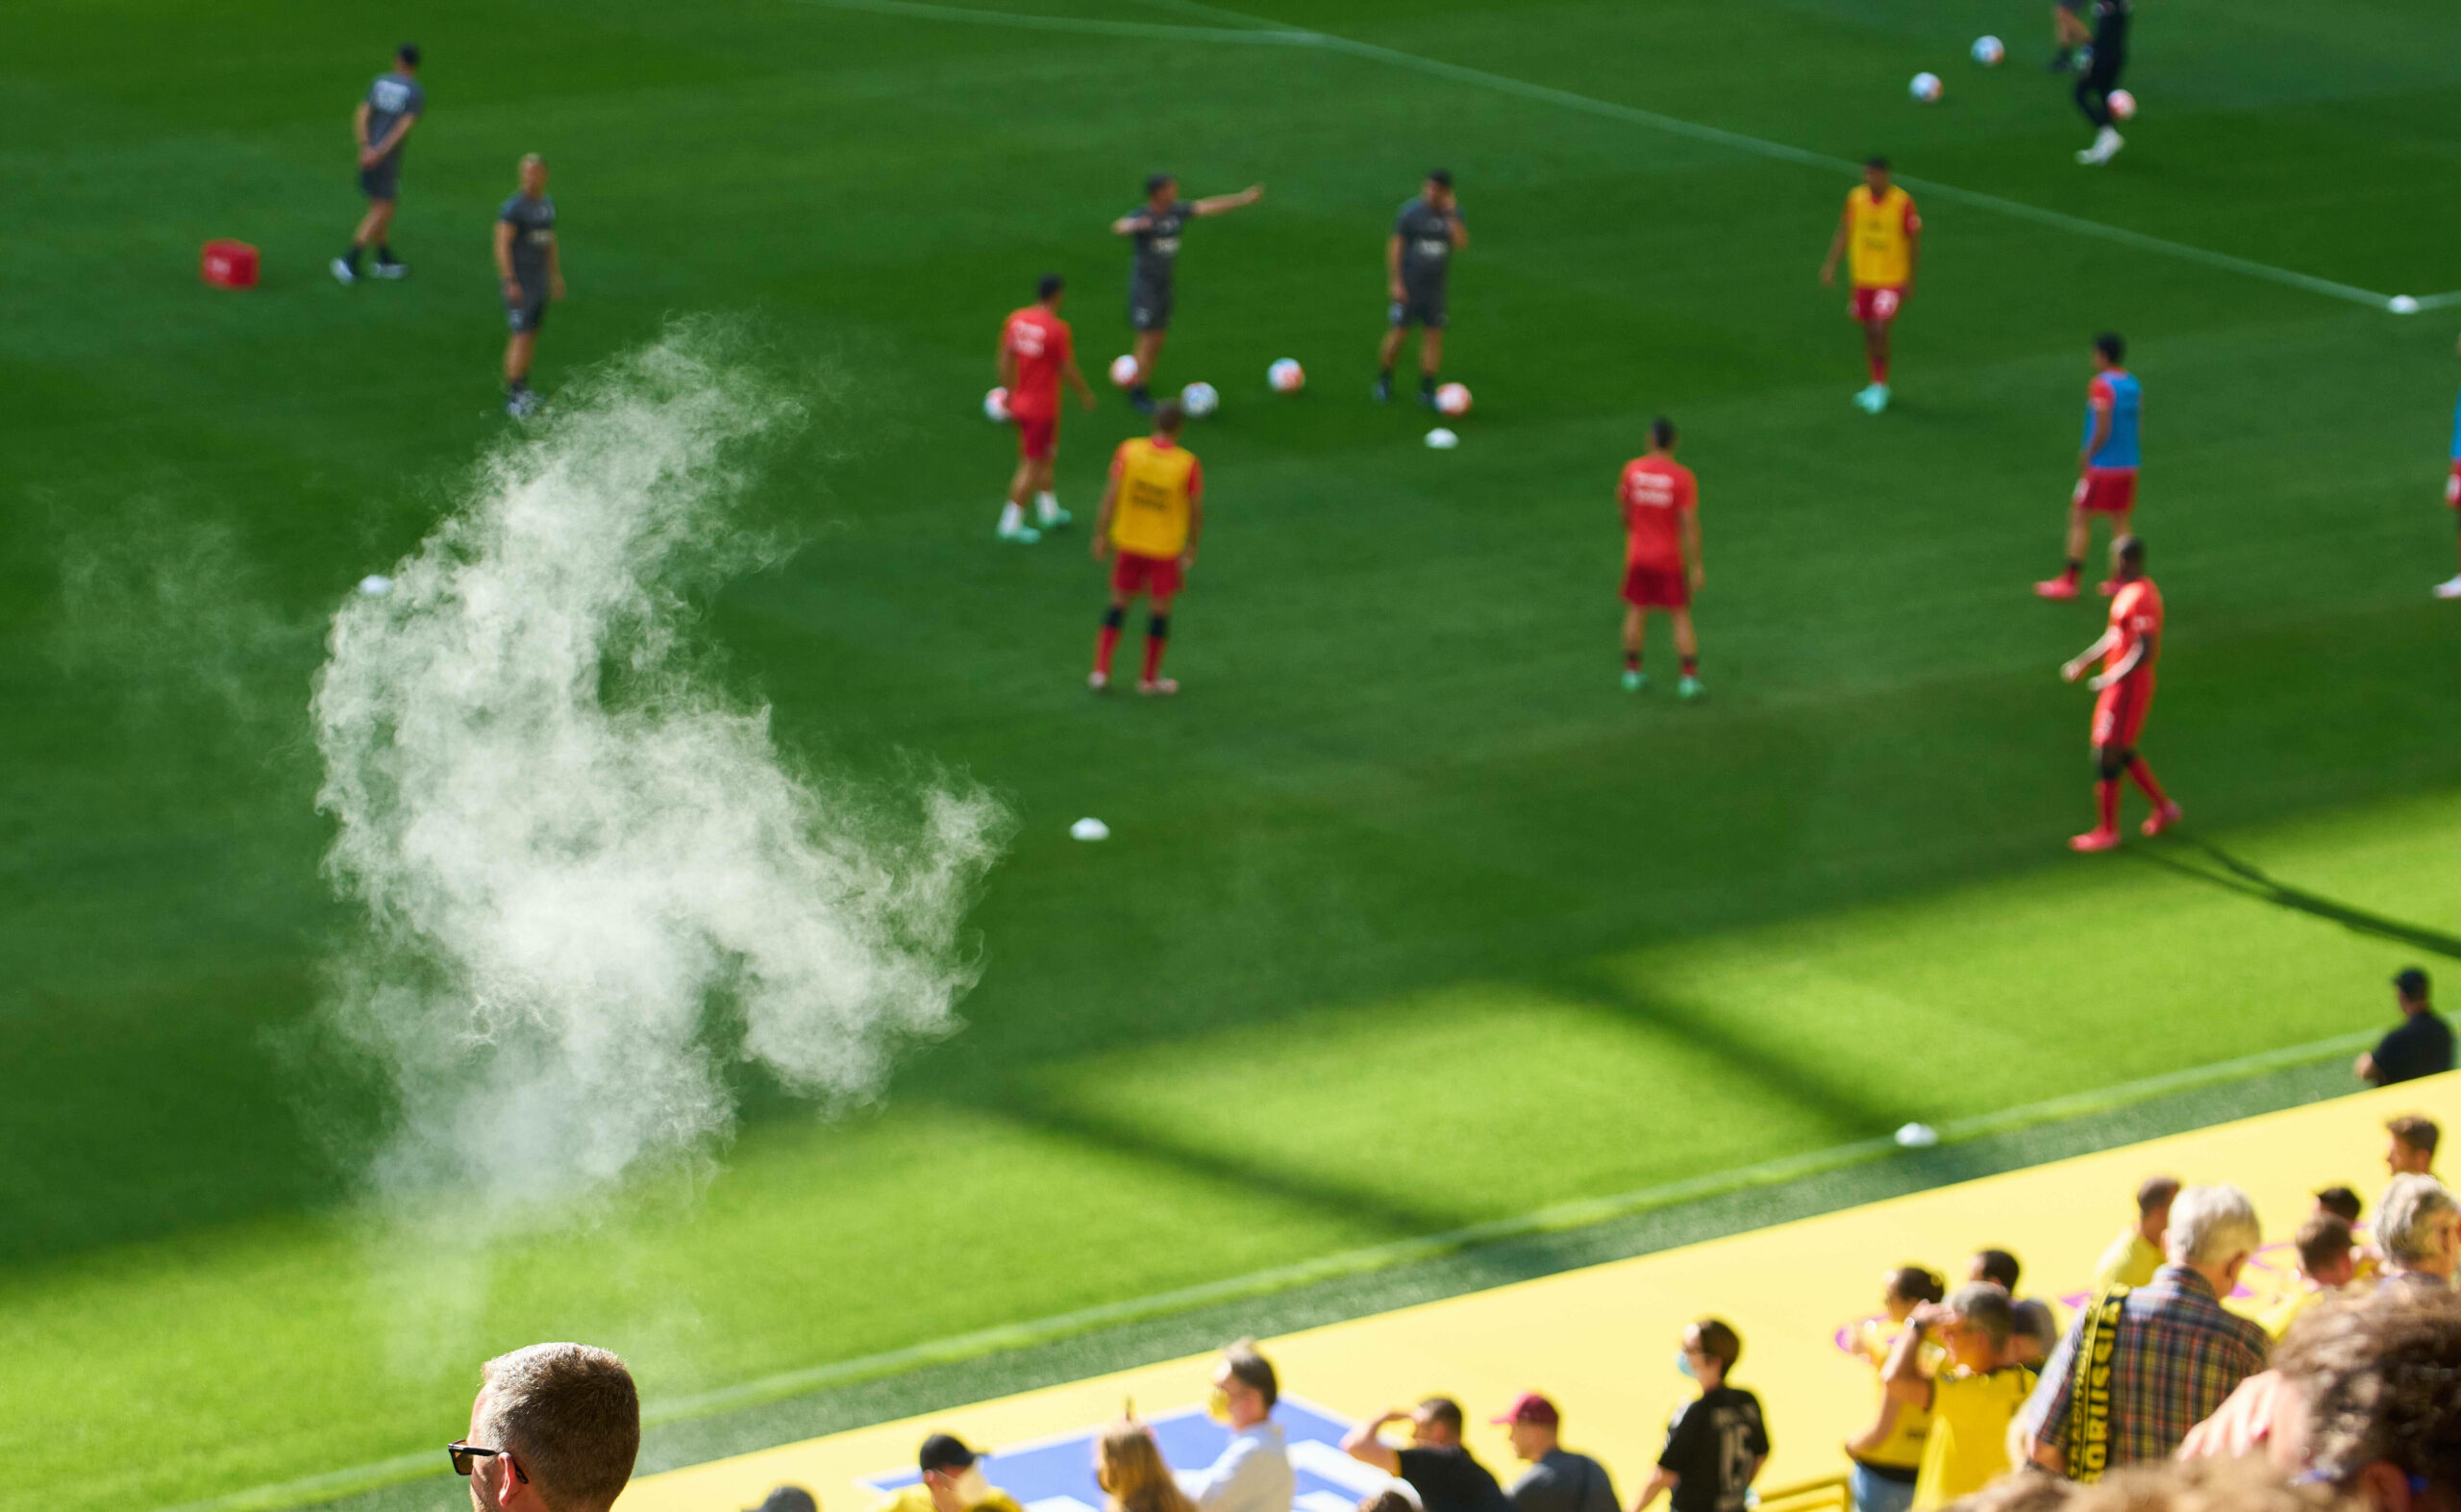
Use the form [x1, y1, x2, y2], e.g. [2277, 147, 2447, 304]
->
[1177, 1421, 1294, 1512]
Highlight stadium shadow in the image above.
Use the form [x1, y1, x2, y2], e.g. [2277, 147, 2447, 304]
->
[2128, 834, 2461, 961]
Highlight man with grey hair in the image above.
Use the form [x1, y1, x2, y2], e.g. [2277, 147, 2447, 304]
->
[2375, 1173, 2459, 1291]
[451, 1343, 639, 1512]
[2016, 1184, 2270, 1479]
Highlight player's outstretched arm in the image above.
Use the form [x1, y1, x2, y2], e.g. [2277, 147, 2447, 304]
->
[1339, 1410, 1407, 1475]
[1192, 185, 1264, 215]
[2088, 632, 2150, 691]
[1109, 213, 1151, 235]
[2062, 629, 2118, 682]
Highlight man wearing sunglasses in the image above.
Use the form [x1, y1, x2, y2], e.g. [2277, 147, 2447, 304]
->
[450, 1343, 640, 1512]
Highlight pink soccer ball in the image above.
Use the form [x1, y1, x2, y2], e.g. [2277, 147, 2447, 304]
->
[1434, 382, 1472, 417]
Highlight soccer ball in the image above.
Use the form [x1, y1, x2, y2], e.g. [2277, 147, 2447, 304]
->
[1268, 358, 1305, 393]
[1971, 35, 2004, 65]
[982, 386, 1011, 422]
[1434, 382, 1472, 417]
[1910, 71, 1943, 103]
[1181, 381, 1220, 418]
[1108, 354, 1140, 387]
[2107, 88, 2137, 121]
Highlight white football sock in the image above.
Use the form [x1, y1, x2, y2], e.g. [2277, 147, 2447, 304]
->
[998, 501, 1025, 534]
[1035, 491, 1060, 522]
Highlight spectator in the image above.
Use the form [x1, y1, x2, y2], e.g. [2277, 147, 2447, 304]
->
[1491, 1393, 1617, 1512]
[1847, 1268, 1949, 1512]
[1631, 1319, 1769, 1512]
[2061, 1456, 2335, 1512]
[2314, 1186, 2383, 1283]
[2091, 1178, 2180, 1291]
[1937, 1474, 2074, 1512]
[2260, 1215, 2356, 1339]
[1882, 1283, 2035, 1508]
[1102, 1421, 1200, 1512]
[1343, 1398, 1511, 1512]
[2384, 1118, 2440, 1178]
[2011, 1300, 2062, 1369]
[1177, 1342, 1294, 1512]
[2016, 1183, 2270, 1477]
[1971, 1251, 2022, 1293]
[2272, 1285, 2461, 1508]
[752, 1492, 820, 1512]
[883, 1436, 1025, 1512]
[1359, 1496, 1417, 1512]
[2355, 969, 2452, 1087]
[2374, 1174, 2459, 1290]
[449, 1343, 640, 1512]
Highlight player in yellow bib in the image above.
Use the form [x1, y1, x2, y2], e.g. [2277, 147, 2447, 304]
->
[1091, 399, 1205, 695]
[1820, 156, 1922, 414]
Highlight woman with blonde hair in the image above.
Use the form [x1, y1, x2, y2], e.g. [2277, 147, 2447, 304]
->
[1097, 1421, 1199, 1512]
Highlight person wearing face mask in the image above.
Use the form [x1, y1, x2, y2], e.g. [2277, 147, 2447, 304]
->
[1629, 1320, 1768, 1512]
[882, 1435, 1026, 1512]
[1174, 1341, 1294, 1512]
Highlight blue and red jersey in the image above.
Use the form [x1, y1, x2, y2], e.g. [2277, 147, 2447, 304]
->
[2084, 369, 2143, 470]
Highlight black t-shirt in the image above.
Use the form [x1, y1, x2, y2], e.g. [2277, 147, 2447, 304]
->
[1507, 1450, 1617, 1512]
[1657, 1387, 1770, 1512]
[1397, 1445, 1514, 1512]
[2374, 1010, 2455, 1085]
[1128, 202, 1192, 288]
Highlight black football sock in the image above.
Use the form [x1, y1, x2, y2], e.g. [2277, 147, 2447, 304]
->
[376, 244, 396, 263]
[1419, 374, 1436, 396]
[343, 246, 364, 271]
[2066, 558, 2083, 578]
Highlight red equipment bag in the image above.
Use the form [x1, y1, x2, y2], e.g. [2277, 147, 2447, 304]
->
[201, 239, 260, 289]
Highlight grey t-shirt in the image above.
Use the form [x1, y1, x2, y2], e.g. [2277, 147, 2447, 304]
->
[363, 71, 425, 161]
[1129, 201, 1194, 289]
[1507, 1451, 1617, 1512]
[1395, 196, 1459, 288]
[499, 194, 557, 289]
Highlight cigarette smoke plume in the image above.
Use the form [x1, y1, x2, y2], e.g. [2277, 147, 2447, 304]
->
[311, 328, 1005, 1213]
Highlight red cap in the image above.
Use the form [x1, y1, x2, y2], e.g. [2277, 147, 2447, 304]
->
[1490, 1393, 1558, 1428]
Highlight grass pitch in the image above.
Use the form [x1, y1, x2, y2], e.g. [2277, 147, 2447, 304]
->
[5, 0, 2461, 1507]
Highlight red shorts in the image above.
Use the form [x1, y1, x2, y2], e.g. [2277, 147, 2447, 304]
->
[2092, 675, 2155, 749]
[1850, 285, 1904, 324]
[2073, 467, 2138, 515]
[2446, 459, 2460, 507]
[1110, 550, 1183, 600]
[1621, 562, 1690, 609]
[1015, 413, 1056, 461]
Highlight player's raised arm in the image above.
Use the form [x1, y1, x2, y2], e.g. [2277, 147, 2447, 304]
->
[1191, 185, 1263, 216]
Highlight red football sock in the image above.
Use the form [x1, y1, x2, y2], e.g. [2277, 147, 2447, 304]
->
[1142, 632, 1167, 682]
[2126, 756, 2171, 810]
[1094, 625, 1120, 678]
[2095, 778, 2121, 831]
[1871, 355, 1889, 385]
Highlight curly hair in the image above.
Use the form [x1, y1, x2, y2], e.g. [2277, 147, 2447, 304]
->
[2275, 1286, 2461, 1488]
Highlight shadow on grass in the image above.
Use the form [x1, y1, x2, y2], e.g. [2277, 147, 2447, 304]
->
[2126, 832, 2461, 960]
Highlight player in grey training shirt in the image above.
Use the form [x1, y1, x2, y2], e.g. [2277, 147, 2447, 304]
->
[333, 44, 424, 285]
[1108, 172, 1264, 412]
[492, 155, 563, 418]
[1375, 169, 1467, 406]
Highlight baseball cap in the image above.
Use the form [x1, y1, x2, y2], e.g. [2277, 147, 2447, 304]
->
[1489, 1392, 1558, 1428]
[2397, 967, 2431, 1000]
[919, 1434, 979, 1474]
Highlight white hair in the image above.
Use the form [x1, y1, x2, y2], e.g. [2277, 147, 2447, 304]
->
[2377, 1175, 2460, 1265]
[2164, 1183, 2262, 1269]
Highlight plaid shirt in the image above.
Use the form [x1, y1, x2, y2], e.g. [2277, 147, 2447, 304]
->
[2016, 1263, 2271, 1473]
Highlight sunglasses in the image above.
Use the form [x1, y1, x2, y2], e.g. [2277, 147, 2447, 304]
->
[448, 1441, 531, 1482]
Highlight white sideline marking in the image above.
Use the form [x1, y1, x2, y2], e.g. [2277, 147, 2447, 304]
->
[148, 1027, 2374, 1512]
[809, 0, 2424, 312]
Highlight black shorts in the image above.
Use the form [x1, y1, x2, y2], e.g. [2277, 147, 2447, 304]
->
[1389, 287, 1448, 330]
[359, 156, 401, 202]
[505, 287, 548, 334]
[1129, 283, 1174, 333]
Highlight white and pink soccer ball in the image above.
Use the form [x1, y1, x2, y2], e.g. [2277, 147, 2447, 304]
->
[982, 386, 1010, 422]
[1107, 354, 1140, 387]
[1268, 358, 1305, 393]
[1971, 36, 2004, 65]
[1434, 382, 1472, 418]
[2107, 88, 2137, 120]
[1909, 71, 1944, 104]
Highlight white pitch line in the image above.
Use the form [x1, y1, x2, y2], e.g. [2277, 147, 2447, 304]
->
[810, 0, 2419, 312]
[147, 1026, 2374, 1512]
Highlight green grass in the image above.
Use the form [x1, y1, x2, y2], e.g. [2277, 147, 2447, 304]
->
[6, 0, 2461, 1507]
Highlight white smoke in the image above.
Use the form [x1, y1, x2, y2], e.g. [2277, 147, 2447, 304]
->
[311, 329, 1006, 1214]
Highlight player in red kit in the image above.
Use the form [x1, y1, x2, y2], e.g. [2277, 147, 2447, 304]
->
[995, 273, 1095, 544]
[1618, 416, 1706, 699]
[2059, 534, 2180, 851]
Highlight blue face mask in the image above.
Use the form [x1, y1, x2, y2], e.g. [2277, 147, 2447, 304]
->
[1674, 1351, 1697, 1380]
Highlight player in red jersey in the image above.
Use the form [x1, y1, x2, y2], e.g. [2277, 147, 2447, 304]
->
[2059, 534, 2180, 852]
[1618, 416, 1706, 699]
[995, 274, 1095, 544]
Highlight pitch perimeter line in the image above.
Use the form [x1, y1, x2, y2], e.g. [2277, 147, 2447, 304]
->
[151, 1027, 2374, 1512]
[808, 0, 2445, 313]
